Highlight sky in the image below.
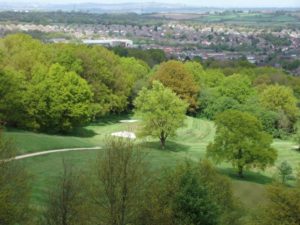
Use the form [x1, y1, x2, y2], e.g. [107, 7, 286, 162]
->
[1, 0, 300, 8]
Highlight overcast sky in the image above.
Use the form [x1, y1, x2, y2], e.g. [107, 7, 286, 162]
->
[1, 0, 300, 8]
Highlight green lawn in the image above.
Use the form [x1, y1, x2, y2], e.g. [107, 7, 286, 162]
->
[4, 116, 300, 212]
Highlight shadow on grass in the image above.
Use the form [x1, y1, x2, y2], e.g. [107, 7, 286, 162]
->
[90, 113, 132, 126]
[140, 140, 190, 153]
[66, 127, 97, 138]
[4, 125, 97, 138]
[218, 167, 273, 185]
[4, 113, 133, 138]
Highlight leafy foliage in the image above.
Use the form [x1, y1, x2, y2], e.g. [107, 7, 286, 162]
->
[277, 161, 293, 184]
[137, 160, 241, 225]
[252, 181, 300, 225]
[0, 34, 151, 132]
[0, 132, 30, 225]
[23, 64, 93, 133]
[207, 110, 277, 177]
[134, 81, 187, 148]
[90, 137, 148, 225]
[151, 60, 200, 113]
[259, 85, 299, 131]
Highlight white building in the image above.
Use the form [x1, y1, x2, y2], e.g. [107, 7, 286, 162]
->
[82, 39, 133, 47]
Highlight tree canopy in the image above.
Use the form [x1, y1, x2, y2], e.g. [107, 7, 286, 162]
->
[151, 60, 200, 113]
[134, 81, 187, 148]
[207, 110, 277, 177]
[259, 85, 299, 128]
[0, 132, 30, 225]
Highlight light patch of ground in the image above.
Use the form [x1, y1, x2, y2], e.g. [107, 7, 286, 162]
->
[1, 147, 102, 161]
[111, 131, 136, 139]
[120, 119, 139, 123]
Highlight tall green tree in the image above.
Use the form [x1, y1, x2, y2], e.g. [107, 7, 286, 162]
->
[0, 68, 26, 125]
[74, 45, 132, 115]
[294, 122, 300, 150]
[151, 60, 200, 113]
[252, 181, 300, 225]
[202, 69, 225, 88]
[207, 110, 277, 177]
[172, 168, 220, 225]
[184, 61, 206, 84]
[277, 161, 293, 184]
[137, 160, 241, 225]
[90, 137, 148, 225]
[259, 85, 299, 129]
[0, 131, 30, 225]
[120, 57, 150, 103]
[218, 74, 255, 104]
[134, 81, 188, 149]
[42, 159, 86, 225]
[23, 63, 93, 132]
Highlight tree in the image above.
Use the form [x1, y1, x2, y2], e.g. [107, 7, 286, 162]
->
[218, 74, 255, 104]
[73, 45, 132, 115]
[0, 131, 30, 225]
[136, 160, 241, 225]
[42, 159, 86, 225]
[203, 96, 239, 119]
[294, 122, 300, 150]
[0, 68, 26, 125]
[172, 168, 220, 225]
[120, 57, 150, 103]
[202, 69, 225, 88]
[90, 137, 148, 225]
[252, 182, 300, 225]
[151, 60, 200, 113]
[277, 161, 293, 184]
[23, 64, 93, 132]
[184, 61, 206, 84]
[234, 99, 280, 137]
[207, 110, 277, 177]
[134, 81, 188, 149]
[259, 85, 299, 128]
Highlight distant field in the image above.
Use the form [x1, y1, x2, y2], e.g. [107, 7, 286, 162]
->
[191, 13, 300, 27]
[4, 116, 300, 213]
[148, 12, 300, 28]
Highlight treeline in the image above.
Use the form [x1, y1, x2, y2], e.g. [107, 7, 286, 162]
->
[0, 11, 163, 26]
[1, 34, 300, 137]
[0, 34, 150, 133]
[1, 134, 300, 225]
[111, 46, 167, 67]
[150, 59, 300, 137]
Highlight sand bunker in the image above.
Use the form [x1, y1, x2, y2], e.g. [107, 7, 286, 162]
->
[111, 131, 136, 139]
[120, 119, 139, 123]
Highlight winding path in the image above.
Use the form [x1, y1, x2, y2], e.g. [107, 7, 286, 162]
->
[13, 147, 102, 160]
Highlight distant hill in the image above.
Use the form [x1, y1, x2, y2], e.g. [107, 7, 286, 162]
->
[0, 2, 235, 13]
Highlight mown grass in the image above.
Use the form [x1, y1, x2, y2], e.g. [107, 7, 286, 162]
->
[4, 116, 300, 212]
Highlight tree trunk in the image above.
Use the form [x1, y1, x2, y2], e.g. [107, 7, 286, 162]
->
[282, 175, 286, 184]
[238, 165, 244, 178]
[160, 137, 166, 149]
[237, 149, 244, 178]
[160, 130, 166, 149]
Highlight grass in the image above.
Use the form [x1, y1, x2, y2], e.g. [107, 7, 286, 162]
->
[4, 116, 300, 212]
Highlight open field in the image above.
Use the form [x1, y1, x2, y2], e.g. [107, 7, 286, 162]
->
[187, 12, 300, 27]
[4, 116, 300, 212]
[150, 12, 300, 27]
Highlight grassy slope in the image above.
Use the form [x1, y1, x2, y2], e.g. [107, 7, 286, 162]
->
[4, 116, 300, 210]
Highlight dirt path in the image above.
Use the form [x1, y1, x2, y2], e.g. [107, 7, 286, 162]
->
[13, 147, 102, 160]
